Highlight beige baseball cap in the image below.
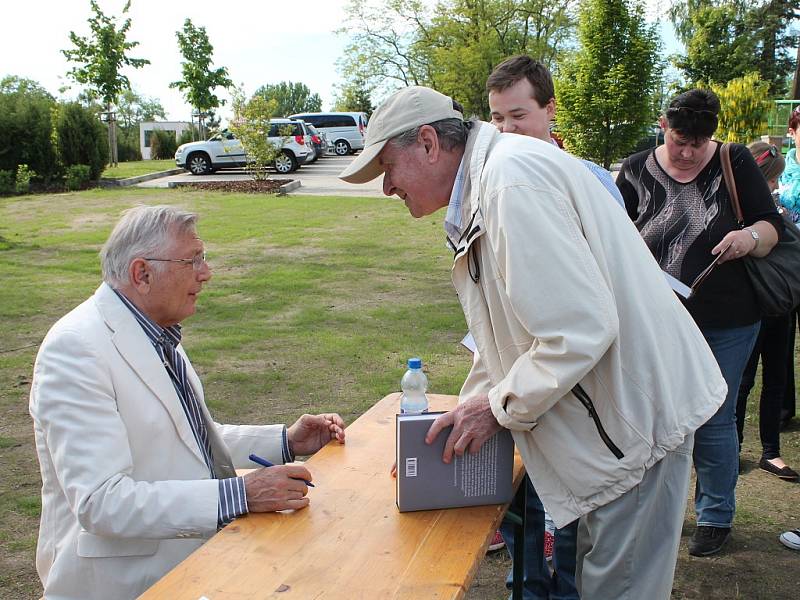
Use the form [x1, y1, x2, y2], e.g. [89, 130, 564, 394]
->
[339, 86, 463, 184]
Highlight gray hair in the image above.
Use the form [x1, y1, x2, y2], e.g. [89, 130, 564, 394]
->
[100, 205, 198, 287]
[389, 117, 474, 152]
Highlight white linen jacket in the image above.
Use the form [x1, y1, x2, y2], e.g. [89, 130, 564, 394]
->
[453, 123, 727, 528]
[30, 283, 287, 600]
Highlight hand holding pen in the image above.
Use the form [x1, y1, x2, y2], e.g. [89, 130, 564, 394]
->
[249, 454, 315, 487]
[242, 456, 315, 512]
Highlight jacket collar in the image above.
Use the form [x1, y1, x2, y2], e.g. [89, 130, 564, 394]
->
[93, 282, 209, 468]
[450, 122, 502, 262]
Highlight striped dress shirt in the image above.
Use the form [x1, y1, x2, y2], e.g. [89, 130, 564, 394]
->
[113, 290, 257, 527]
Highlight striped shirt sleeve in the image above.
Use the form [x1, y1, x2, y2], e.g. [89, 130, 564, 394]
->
[217, 476, 248, 528]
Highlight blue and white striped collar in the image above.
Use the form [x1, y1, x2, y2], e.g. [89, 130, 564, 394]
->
[113, 288, 182, 347]
[444, 154, 468, 245]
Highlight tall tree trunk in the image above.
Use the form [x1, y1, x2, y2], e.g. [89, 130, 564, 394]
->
[792, 44, 800, 100]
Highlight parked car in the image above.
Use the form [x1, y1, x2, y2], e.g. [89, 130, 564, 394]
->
[288, 111, 368, 155]
[305, 124, 328, 160]
[174, 119, 313, 175]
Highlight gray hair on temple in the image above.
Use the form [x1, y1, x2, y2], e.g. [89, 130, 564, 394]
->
[100, 205, 198, 286]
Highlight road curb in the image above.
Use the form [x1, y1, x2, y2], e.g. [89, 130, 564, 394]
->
[278, 180, 302, 195]
[100, 168, 185, 187]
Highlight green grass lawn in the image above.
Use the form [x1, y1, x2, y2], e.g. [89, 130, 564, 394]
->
[1, 187, 799, 599]
[101, 159, 177, 179]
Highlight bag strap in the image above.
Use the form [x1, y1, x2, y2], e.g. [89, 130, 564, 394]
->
[719, 142, 744, 226]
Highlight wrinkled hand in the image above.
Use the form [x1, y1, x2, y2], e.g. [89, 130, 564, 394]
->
[287, 413, 346, 456]
[713, 229, 757, 265]
[243, 464, 314, 512]
[425, 395, 502, 464]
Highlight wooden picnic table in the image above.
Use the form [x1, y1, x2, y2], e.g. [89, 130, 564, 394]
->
[139, 393, 526, 599]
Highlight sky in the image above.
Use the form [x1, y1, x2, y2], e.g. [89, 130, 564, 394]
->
[5, 0, 681, 125]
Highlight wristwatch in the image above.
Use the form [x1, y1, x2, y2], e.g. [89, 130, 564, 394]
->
[744, 227, 760, 250]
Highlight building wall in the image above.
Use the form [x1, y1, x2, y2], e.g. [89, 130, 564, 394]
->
[139, 121, 193, 160]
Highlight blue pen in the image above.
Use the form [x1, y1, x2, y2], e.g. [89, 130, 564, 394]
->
[248, 453, 315, 487]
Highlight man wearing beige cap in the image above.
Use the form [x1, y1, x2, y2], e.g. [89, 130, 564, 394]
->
[340, 86, 727, 600]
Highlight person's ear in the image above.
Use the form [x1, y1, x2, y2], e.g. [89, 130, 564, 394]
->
[658, 116, 667, 131]
[129, 258, 151, 293]
[417, 125, 440, 164]
[545, 97, 556, 120]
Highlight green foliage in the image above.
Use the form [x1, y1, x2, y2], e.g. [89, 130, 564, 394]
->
[116, 128, 142, 162]
[65, 164, 92, 191]
[228, 88, 283, 180]
[14, 164, 34, 194]
[669, 0, 799, 95]
[333, 79, 375, 115]
[0, 76, 59, 180]
[338, 0, 576, 116]
[55, 102, 109, 180]
[116, 89, 166, 130]
[170, 18, 232, 135]
[62, 0, 149, 107]
[149, 130, 178, 160]
[252, 81, 322, 117]
[178, 127, 200, 145]
[0, 170, 14, 195]
[709, 73, 770, 144]
[555, 0, 661, 169]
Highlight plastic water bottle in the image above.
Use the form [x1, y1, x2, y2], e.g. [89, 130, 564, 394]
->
[400, 357, 429, 414]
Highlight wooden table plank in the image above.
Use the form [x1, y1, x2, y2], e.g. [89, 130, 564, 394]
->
[139, 393, 525, 599]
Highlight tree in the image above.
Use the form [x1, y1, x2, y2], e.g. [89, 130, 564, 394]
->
[62, 0, 149, 166]
[337, 0, 576, 115]
[55, 102, 109, 180]
[0, 77, 58, 180]
[709, 73, 771, 143]
[228, 88, 283, 181]
[555, 0, 661, 169]
[170, 18, 232, 140]
[333, 79, 375, 115]
[252, 81, 322, 117]
[116, 89, 166, 129]
[669, 0, 799, 95]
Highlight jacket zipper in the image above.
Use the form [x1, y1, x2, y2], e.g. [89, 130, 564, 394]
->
[572, 383, 625, 460]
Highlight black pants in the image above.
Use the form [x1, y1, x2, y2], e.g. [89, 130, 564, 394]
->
[737, 314, 792, 459]
[784, 309, 797, 423]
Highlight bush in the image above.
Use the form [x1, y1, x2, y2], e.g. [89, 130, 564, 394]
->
[0, 77, 59, 180]
[117, 129, 142, 162]
[15, 164, 35, 194]
[0, 170, 14, 195]
[149, 130, 178, 160]
[65, 164, 91, 191]
[55, 102, 109, 180]
[178, 127, 199, 145]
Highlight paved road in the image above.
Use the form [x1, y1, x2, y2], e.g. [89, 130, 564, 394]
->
[137, 154, 385, 197]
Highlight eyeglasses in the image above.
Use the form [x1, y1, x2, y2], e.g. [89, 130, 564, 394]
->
[144, 251, 208, 270]
[665, 106, 718, 118]
[754, 145, 778, 166]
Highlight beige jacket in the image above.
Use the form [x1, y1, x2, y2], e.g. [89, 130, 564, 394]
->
[453, 123, 727, 527]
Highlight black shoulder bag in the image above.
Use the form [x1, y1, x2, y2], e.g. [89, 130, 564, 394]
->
[719, 143, 800, 316]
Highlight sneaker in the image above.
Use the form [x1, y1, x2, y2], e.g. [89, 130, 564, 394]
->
[543, 530, 554, 562]
[487, 530, 505, 552]
[688, 526, 731, 557]
[779, 529, 800, 550]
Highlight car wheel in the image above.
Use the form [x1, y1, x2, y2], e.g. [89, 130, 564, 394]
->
[334, 140, 351, 156]
[274, 151, 298, 174]
[187, 152, 211, 175]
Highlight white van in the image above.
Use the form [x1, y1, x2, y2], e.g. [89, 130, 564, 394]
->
[288, 112, 368, 155]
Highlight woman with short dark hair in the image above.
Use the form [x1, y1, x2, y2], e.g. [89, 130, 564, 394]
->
[616, 88, 782, 557]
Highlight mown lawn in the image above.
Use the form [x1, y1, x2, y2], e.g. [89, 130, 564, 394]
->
[0, 187, 799, 599]
[101, 159, 177, 179]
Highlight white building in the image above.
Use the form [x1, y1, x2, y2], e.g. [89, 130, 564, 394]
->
[139, 121, 193, 160]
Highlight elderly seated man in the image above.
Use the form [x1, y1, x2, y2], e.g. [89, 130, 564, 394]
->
[29, 205, 345, 600]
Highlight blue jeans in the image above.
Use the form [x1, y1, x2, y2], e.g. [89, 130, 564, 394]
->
[695, 322, 760, 528]
[499, 476, 580, 600]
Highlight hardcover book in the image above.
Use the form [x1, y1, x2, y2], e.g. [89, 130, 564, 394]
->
[396, 411, 514, 512]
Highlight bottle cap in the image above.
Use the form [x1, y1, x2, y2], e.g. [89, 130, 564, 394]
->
[408, 357, 422, 369]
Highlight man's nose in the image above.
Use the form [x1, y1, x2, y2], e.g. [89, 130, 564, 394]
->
[382, 174, 395, 197]
[501, 121, 515, 133]
[196, 262, 212, 282]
